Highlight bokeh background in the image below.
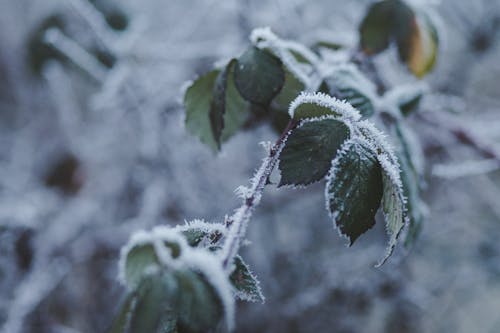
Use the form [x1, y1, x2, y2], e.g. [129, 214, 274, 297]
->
[1, 0, 500, 332]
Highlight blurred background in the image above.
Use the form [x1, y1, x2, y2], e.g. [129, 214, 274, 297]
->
[1, 0, 500, 332]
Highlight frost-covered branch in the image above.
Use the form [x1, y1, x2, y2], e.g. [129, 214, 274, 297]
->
[221, 119, 297, 270]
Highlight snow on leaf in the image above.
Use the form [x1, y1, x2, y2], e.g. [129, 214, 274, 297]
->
[174, 219, 226, 248]
[250, 27, 312, 88]
[229, 255, 265, 303]
[323, 64, 378, 118]
[289, 92, 361, 122]
[182, 247, 235, 331]
[377, 155, 407, 266]
[382, 83, 427, 116]
[118, 226, 235, 331]
[118, 228, 188, 290]
[325, 138, 384, 245]
[279, 116, 351, 186]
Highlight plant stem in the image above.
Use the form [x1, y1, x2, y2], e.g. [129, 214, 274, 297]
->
[221, 119, 298, 270]
[419, 112, 500, 162]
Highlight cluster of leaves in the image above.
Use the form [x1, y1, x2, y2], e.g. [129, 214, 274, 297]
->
[110, 221, 263, 333]
[280, 92, 407, 264]
[184, 0, 436, 253]
[110, 0, 439, 331]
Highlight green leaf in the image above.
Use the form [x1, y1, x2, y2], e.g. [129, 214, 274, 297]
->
[210, 58, 250, 148]
[185, 61, 249, 151]
[230, 255, 264, 303]
[175, 270, 224, 332]
[107, 292, 136, 333]
[324, 66, 377, 118]
[123, 241, 181, 290]
[129, 272, 178, 333]
[326, 140, 384, 244]
[209, 62, 232, 149]
[220, 60, 250, 142]
[279, 118, 350, 186]
[179, 224, 224, 248]
[378, 168, 406, 266]
[394, 124, 426, 247]
[184, 70, 220, 150]
[234, 46, 285, 105]
[359, 0, 399, 54]
[124, 244, 160, 290]
[272, 69, 305, 111]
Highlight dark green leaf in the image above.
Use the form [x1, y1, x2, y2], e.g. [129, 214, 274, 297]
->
[326, 140, 384, 244]
[230, 255, 264, 303]
[234, 47, 285, 105]
[175, 270, 224, 332]
[210, 61, 233, 148]
[124, 244, 160, 289]
[184, 70, 220, 150]
[359, 0, 397, 54]
[129, 272, 178, 333]
[180, 226, 224, 248]
[123, 242, 182, 289]
[394, 124, 426, 247]
[378, 170, 406, 266]
[220, 60, 250, 142]
[279, 118, 350, 186]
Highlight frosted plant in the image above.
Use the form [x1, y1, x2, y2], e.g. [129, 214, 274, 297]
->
[3, 0, 500, 332]
[110, 0, 450, 331]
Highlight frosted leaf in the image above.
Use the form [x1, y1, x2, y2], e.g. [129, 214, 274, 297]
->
[382, 83, 427, 116]
[289, 92, 361, 122]
[377, 155, 407, 267]
[174, 219, 226, 248]
[250, 27, 314, 88]
[355, 121, 408, 265]
[118, 227, 189, 289]
[325, 138, 384, 245]
[278, 116, 351, 187]
[118, 226, 235, 331]
[323, 63, 378, 118]
[229, 255, 265, 303]
[182, 247, 235, 331]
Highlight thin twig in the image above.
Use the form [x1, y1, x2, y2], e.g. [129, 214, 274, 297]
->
[221, 119, 298, 270]
[419, 112, 500, 162]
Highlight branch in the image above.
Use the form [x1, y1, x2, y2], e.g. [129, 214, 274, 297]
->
[419, 112, 500, 162]
[221, 119, 298, 270]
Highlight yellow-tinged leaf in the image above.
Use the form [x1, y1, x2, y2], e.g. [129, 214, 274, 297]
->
[406, 15, 438, 78]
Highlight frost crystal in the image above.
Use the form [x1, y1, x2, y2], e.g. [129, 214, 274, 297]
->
[289, 92, 362, 122]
